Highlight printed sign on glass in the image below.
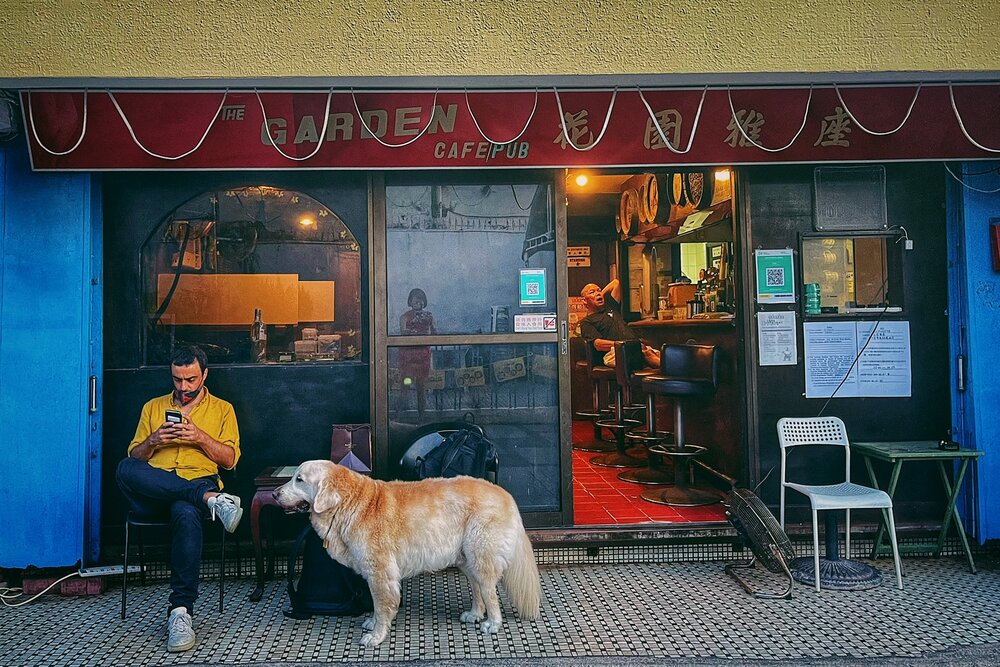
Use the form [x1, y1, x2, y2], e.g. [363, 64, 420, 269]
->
[755, 248, 796, 304]
[519, 268, 547, 307]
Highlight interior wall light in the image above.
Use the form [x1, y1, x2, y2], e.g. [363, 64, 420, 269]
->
[714, 168, 731, 182]
[574, 173, 589, 187]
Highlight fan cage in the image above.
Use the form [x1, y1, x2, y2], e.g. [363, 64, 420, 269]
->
[725, 488, 795, 573]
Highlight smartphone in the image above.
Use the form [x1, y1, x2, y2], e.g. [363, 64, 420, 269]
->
[165, 409, 183, 424]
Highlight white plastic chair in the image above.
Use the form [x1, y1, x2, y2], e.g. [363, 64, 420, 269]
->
[777, 416, 903, 591]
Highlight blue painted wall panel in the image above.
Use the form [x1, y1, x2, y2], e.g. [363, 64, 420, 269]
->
[948, 161, 1000, 542]
[0, 143, 93, 567]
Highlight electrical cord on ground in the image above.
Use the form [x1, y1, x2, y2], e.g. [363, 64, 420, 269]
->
[1, 572, 79, 608]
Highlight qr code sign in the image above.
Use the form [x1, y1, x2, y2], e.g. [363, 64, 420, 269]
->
[526, 283, 540, 296]
[765, 267, 785, 287]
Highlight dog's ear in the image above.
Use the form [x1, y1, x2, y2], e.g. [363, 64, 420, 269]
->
[312, 479, 341, 514]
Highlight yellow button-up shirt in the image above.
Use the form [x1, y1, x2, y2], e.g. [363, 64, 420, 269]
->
[128, 389, 241, 485]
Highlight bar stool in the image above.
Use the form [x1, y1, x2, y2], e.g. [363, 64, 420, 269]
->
[640, 344, 724, 506]
[122, 510, 232, 619]
[619, 348, 675, 485]
[592, 340, 654, 468]
[573, 342, 616, 453]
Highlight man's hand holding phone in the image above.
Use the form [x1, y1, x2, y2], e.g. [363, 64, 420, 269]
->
[147, 410, 185, 446]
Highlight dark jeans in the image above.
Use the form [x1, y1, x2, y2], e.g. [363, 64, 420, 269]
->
[115, 457, 219, 615]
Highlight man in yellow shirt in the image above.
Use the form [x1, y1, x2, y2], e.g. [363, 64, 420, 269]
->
[115, 345, 241, 653]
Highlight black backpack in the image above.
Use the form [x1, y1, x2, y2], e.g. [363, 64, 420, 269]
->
[416, 428, 498, 481]
[283, 524, 373, 620]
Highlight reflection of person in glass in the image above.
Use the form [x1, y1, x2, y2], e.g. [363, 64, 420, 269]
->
[399, 288, 436, 413]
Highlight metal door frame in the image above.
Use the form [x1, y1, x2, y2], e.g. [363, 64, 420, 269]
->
[370, 170, 572, 527]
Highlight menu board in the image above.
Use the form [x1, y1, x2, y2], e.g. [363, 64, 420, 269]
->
[803, 321, 911, 398]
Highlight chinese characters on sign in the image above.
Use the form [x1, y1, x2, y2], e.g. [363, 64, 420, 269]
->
[26, 87, 1000, 170]
[553, 110, 594, 149]
[814, 106, 852, 147]
[644, 109, 683, 150]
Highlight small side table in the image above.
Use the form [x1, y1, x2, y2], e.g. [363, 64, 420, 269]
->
[248, 465, 296, 602]
[852, 440, 984, 573]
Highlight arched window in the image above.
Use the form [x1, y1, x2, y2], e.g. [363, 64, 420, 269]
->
[141, 186, 362, 365]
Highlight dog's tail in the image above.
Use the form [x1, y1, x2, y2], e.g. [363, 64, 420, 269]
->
[503, 528, 540, 619]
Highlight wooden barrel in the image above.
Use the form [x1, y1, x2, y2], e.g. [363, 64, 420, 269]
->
[641, 172, 658, 224]
[619, 189, 638, 237]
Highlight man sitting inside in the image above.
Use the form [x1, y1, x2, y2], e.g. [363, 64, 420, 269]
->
[579, 279, 660, 368]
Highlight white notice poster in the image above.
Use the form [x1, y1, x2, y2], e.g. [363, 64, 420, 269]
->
[855, 321, 912, 397]
[804, 322, 858, 397]
[757, 311, 798, 366]
[804, 321, 911, 398]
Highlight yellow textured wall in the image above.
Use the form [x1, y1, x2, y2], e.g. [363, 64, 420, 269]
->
[1, 0, 998, 79]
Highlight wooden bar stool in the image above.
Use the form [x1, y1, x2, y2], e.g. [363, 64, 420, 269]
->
[640, 344, 724, 506]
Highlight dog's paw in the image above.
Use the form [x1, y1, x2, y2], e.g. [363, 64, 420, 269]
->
[361, 617, 375, 630]
[479, 619, 501, 635]
[460, 611, 483, 623]
[359, 631, 385, 647]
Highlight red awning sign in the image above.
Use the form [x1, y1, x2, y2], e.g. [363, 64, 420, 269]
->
[21, 84, 1000, 170]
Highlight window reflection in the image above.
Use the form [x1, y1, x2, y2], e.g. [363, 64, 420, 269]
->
[386, 182, 555, 336]
[386, 343, 560, 512]
[801, 234, 900, 314]
[142, 186, 362, 365]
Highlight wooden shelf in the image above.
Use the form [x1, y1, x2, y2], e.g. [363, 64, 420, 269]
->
[631, 200, 733, 244]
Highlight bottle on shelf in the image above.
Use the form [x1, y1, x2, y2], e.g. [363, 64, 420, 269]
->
[250, 308, 267, 363]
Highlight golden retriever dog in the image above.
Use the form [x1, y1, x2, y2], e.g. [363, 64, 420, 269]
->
[272, 460, 541, 646]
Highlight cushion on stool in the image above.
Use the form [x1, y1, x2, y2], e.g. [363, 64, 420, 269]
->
[592, 365, 616, 381]
[642, 374, 717, 398]
[629, 367, 659, 392]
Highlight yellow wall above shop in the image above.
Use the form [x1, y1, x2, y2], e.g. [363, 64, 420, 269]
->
[1, 1, 998, 80]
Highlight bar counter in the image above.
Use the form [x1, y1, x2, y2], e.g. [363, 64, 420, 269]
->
[630, 316, 736, 328]
[570, 313, 742, 487]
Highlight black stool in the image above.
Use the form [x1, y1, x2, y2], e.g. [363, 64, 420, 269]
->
[573, 342, 616, 452]
[122, 510, 230, 619]
[640, 344, 723, 506]
[619, 346, 675, 485]
[592, 340, 654, 468]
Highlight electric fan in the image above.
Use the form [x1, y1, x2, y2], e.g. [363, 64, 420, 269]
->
[724, 488, 796, 599]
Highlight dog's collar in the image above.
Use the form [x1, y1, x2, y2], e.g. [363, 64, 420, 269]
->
[322, 512, 337, 550]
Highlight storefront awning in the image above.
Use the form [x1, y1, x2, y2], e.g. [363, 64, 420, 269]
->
[21, 84, 1000, 171]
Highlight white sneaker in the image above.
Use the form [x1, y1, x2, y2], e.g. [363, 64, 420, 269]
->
[208, 493, 243, 533]
[167, 606, 196, 652]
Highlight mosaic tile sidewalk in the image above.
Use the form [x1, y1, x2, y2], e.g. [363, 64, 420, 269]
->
[3, 556, 1000, 666]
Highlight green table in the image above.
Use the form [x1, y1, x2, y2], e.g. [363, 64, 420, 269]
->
[852, 440, 984, 573]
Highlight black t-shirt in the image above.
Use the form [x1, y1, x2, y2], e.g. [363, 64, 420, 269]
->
[579, 296, 638, 344]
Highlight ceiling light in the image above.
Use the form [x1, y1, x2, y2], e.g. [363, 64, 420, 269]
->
[298, 216, 316, 227]
[574, 174, 589, 187]
[714, 168, 731, 182]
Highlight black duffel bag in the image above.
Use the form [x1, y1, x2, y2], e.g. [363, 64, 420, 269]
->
[283, 524, 373, 620]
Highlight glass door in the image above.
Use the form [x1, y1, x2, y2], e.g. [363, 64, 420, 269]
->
[373, 171, 570, 527]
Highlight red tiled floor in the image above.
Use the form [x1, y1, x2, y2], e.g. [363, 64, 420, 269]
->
[571, 420, 727, 527]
